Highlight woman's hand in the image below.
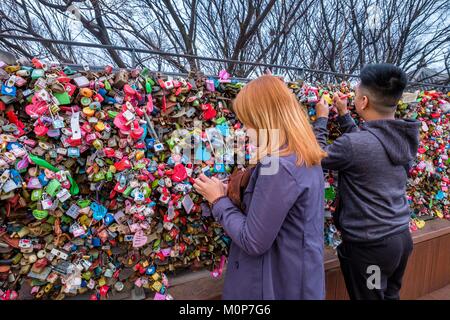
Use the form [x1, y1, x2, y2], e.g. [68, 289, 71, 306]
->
[315, 97, 329, 118]
[193, 174, 227, 203]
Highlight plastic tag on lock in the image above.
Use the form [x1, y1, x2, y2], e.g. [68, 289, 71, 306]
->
[70, 112, 81, 140]
[182, 195, 194, 214]
[46, 179, 61, 197]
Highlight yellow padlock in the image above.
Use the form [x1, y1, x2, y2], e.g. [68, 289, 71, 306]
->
[151, 281, 162, 292]
[135, 150, 145, 160]
[98, 277, 106, 287]
[5, 65, 20, 73]
[322, 93, 333, 105]
[92, 139, 103, 150]
[79, 88, 93, 98]
[83, 107, 95, 117]
[94, 121, 105, 132]
[151, 273, 160, 281]
[79, 215, 91, 226]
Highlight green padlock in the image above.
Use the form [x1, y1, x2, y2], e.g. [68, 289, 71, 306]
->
[33, 209, 48, 220]
[216, 116, 226, 125]
[106, 170, 113, 181]
[143, 184, 152, 197]
[63, 66, 76, 75]
[108, 110, 118, 119]
[123, 186, 133, 197]
[80, 97, 92, 106]
[31, 189, 43, 201]
[93, 172, 105, 182]
[82, 271, 92, 281]
[12, 253, 22, 265]
[54, 92, 71, 105]
[46, 215, 56, 225]
[61, 215, 72, 224]
[77, 199, 91, 208]
[104, 80, 111, 91]
[133, 163, 146, 170]
[31, 69, 44, 80]
[325, 187, 336, 201]
[46, 179, 61, 197]
[145, 79, 152, 94]
[152, 179, 160, 189]
[166, 138, 175, 150]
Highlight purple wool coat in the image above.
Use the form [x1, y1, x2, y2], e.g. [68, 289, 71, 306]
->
[212, 154, 325, 300]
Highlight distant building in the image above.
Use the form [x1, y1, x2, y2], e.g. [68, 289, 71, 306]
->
[408, 66, 448, 85]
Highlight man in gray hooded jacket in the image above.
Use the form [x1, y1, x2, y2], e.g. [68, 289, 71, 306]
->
[313, 63, 420, 300]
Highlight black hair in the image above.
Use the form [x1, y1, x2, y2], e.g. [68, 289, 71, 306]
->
[359, 63, 408, 111]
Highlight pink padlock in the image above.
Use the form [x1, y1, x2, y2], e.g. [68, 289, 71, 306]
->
[85, 133, 97, 144]
[123, 84, 136, 96]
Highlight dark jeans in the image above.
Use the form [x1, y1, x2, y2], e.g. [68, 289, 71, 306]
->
[337, 229, 413, 300]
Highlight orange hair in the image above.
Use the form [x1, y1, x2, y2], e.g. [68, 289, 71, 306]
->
[233, 75, 327, 166]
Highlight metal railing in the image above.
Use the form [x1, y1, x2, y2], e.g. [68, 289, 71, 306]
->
[1, 34, 450, 89]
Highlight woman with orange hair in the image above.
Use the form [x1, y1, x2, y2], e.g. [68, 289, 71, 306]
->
[194, 75, 326, 299]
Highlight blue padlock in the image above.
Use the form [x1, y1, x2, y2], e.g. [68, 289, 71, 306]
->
[104, 96, 116, 104]
[146, 265, 156, 275]
[1, 84, 16, 97]
[9, 169, 22, 185]
[139, 124, 148, 142]
[38, 172, 50, 187]
[68, 147, 80, 158]
[6, 142, 23, 151]
[92, 237, 101, 247]
[146, 137, 155, 149]
[104, 214, 115, 226]
[91, 202, 107, 220]
[98, 88, 107, 97]
[213, 163, 225, 173]
[94, 266, 102, 277]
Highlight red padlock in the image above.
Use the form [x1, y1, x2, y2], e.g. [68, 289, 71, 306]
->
[114, 158, 131, 171]
[103, 147, 115, 158]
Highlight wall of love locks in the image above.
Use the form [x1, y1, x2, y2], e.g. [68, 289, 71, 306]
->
[0, 58, 449, 300]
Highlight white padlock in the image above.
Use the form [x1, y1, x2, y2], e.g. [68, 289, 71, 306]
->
[56, 188, 71, 202]
[41, 197, 54, 210]
[73, 76, 90, 88]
